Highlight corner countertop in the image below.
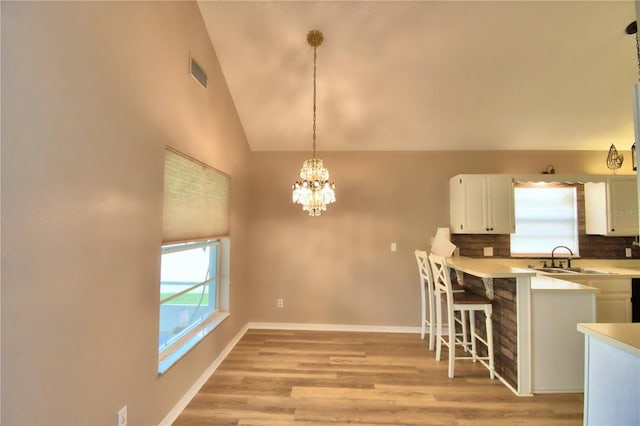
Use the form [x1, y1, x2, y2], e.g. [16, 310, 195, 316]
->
[445, 257, 640, 279]
[507, 258, 640, 278]
[445, 256, 536, 279]
[531, 276, 600, 293]
[577, 323, 640, 357]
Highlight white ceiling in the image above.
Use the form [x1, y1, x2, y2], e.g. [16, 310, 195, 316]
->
[197, 1, 638, 151]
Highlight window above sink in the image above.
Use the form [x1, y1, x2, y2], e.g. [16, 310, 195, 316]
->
[511, 184, 579, 257]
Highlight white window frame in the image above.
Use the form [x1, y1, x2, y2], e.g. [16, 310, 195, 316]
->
[158, 238, 230, 374]
[510, 184, 579, 257]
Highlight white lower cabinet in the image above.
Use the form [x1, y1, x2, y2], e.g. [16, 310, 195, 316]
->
[562, 277, 632, 323]
[531, 285, 597, 392]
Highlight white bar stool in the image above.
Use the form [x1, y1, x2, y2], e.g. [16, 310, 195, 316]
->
[414, 250, 437, 350]
[414, 250, 466, 352]
[429, 253, 495, 379]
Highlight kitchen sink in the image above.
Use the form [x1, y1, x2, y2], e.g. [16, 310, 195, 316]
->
[534, 267, 576, 273]
[532, 267, 615, 275]
[563, 267, 615, 275]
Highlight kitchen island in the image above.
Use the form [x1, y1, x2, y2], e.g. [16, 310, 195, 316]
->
[577, 323, 640, 425]
[445, 256, 598, 395]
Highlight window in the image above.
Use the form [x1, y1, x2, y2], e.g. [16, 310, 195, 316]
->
[159, 148, 230, 373]
[510, 184, 579, 257]
[159, 240, 219, 352]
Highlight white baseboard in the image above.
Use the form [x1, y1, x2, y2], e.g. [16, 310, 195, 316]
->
[247, 322, 422, 334]
[159, 323, 249, 426]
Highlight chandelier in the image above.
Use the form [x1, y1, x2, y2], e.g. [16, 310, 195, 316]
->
[292, 30, 336, 216]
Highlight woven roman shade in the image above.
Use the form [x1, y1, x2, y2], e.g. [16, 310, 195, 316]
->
[162, 147, 230, 244]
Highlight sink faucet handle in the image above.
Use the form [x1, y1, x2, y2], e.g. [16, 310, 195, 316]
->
[567, 257, 572, 268]
[541, 260, 548, 267]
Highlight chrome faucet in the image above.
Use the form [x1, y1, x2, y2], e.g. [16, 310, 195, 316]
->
[551, 245, 573, 268]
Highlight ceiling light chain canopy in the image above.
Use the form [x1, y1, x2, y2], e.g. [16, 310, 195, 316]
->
[292, 29, 336, 216]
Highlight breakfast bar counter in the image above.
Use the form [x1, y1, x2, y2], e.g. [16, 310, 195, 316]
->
[445, 256, 535, 279]
[443, 256, 597, 395]
[443, 256, 535, 394]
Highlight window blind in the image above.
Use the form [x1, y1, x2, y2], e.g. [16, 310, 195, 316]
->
[510, 185, 579, 256]
[162, 148, 230, 243]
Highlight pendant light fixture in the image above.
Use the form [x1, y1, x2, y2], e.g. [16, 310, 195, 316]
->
[606, 144, 624, 174]
[292, 30, 336, 216]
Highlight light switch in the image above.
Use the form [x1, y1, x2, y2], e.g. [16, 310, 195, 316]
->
[391, 242, 397, 252]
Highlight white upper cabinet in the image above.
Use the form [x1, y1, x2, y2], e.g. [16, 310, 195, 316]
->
[450, 174, 515, 234]
[585, 176, 638, 236]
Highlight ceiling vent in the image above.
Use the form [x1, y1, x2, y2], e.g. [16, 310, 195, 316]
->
[189, 56, 207, 88]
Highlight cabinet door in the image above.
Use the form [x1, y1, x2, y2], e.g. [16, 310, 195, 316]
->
[461, 175, 488, 233]
[561, 278, 632, 323]
[585, 178, 638, 236]
[608, 178, 639, 236]
[584, 182, 608, 235]
[487, 176, 515, 234]
[450, 175, 514, 234]
[597, 298, 632, 323]
[589, 279, 631, 323]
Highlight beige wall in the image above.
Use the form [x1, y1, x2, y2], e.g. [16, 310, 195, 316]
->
[1, 2, 250, 424]
[246, 150, 621, 325]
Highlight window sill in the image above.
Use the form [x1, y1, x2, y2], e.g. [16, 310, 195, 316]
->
[158, 311, 230, 375]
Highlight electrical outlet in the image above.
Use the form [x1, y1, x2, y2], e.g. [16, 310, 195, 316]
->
[277, 298, 284, 308]
[390, 242, 397, 252]
[626, 247, 633, 258]
[483, 247, 494, 257]
[117, 406, 127, 426]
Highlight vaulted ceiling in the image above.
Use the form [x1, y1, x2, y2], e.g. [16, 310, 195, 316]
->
[197, 1, 638, 151]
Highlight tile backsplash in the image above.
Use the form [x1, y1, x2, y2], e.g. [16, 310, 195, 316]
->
[451, 233, 639, 259]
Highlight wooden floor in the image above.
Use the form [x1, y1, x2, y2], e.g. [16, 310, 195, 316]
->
[174, 330, 583, 425]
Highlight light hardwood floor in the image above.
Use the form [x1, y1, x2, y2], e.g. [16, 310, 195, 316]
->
[174, 330, 583, 425]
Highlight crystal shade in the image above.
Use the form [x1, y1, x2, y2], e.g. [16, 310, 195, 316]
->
[292, 158, 336, 216]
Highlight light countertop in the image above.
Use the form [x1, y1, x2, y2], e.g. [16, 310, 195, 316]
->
[535, 266, 640, 279]
[531, 276, 599, 293]
[443, 256, 640, 279]
[445, 256, 536, 279]
[503, 258, 640, 278]
[577, 323, 640, 357]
